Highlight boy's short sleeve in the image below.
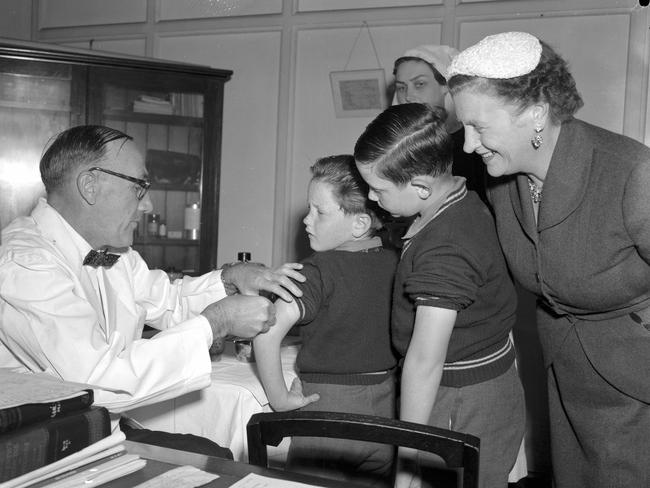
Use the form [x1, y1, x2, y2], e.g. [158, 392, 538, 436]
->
[293, 256, 327, 323]
[404, 243, 482, 311]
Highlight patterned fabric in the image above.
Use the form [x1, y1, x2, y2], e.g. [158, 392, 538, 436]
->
[83, 250, 120, 268]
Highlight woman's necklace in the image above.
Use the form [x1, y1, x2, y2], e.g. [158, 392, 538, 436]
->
[527, 178, 542, 204]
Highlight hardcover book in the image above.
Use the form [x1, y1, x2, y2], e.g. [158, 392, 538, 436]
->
[0, 406, 111, 482]
[0, 370, 94, 434]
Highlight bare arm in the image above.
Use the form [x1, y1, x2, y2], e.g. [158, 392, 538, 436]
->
[395, 306, 456, 488]
[253, 298, 319, 411]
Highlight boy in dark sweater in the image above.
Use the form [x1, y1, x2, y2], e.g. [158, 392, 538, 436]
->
[354, 103, 525, 488]
[254, 155, 398, 487]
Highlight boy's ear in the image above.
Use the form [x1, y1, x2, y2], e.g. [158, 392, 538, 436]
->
[77, 170, 98, 205]
[410, 176, 432, 200]
[352, 213, 372, 238]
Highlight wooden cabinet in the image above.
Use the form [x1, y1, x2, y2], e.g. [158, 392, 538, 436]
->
[0, 38, 231, 274]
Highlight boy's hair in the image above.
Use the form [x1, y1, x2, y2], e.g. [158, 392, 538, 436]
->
[353, 103, 453, 185]
[310, 155, 384, 232]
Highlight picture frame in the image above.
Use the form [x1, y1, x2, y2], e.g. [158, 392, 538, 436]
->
[329, 68, 388, 118]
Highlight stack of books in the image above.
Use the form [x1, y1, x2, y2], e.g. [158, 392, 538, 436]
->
[0, 370, 145, 487]
[132, 95, 173, 115]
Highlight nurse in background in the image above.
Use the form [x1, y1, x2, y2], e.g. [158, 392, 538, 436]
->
[393, 45, 487, 205]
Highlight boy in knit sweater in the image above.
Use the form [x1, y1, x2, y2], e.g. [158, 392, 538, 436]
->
[254, 155, 398, 487]
[354, 103, 524, 488]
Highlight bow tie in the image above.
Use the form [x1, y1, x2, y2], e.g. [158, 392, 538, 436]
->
[83, 250, 120, 269]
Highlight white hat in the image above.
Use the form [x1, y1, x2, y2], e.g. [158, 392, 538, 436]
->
[447, 32, 542, 79]
[398, 44, 459, 81]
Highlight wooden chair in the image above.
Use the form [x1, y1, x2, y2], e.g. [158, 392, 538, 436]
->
[246, 410, 480, 488]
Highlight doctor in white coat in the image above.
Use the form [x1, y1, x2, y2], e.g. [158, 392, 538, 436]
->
[0, 125, 304, 455]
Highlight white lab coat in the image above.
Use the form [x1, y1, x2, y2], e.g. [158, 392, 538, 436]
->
[0, 199, 223, 416]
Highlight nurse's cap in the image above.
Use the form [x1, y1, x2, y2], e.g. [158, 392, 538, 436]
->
[399, 45, 459, 81]
[447, 31, 542, 79]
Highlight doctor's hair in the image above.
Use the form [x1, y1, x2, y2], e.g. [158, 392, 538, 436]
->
[40, 125, 133, 194]
[354, 103, 453, 185]
[310, 154, 384, 231]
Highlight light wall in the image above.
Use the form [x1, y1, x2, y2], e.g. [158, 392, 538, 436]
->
[14, 0, 650, 474]
[30, 0, 649, 267]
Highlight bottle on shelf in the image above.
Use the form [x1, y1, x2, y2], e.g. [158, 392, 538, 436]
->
[147, 213, 160, 237]
[184, 203, 200, 240]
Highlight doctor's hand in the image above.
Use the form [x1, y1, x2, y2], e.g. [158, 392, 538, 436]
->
[221, 262, 305, 302]
[201, 294, 275, 340]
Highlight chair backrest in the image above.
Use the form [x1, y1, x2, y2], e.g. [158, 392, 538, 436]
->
[246, 410, 480, 488]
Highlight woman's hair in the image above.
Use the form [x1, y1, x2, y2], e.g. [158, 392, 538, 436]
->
[393, 56, 447, 86]
[40, 125, 133, 194]
[310, 154, 384, 231]
[354, 103, 452, 185]
[447, 41, 583, 125]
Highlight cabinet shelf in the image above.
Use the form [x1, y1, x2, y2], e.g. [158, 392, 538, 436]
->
[134, 237, 200, 247]
[0, 100, 72, 112]
[103, 109, 203, 127]
[0, 38, 231, 274]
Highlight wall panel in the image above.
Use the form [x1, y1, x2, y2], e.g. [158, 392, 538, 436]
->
[157, 31, 281, 266]
[62, 38, 147, 56]
[0, 0, 31, 40]
[297, 0, 441, 11]
[157, 0, 282, 21]
[38, 0, 146, 28]
[457, 14, 630, 134]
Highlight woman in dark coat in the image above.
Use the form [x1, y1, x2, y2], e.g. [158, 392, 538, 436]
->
[447, 31, 650, 488]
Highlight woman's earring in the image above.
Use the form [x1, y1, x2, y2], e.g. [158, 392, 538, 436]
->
[531, 126, 544, 150]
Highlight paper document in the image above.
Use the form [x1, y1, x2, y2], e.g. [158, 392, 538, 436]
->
[0, 369, 91, 408]
[3, 431, 126, 488]
[132, 465, 219, 488]
[228, 473, 326, 488]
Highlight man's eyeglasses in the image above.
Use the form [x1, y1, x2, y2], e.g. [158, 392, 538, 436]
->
[88, 167, 151, 200]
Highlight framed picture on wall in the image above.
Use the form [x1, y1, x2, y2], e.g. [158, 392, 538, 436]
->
[329, 69, 387, 118]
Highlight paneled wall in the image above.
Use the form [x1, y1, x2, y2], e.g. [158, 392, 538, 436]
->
[20, 0, 650, 474]
[30, 0, 648, 267]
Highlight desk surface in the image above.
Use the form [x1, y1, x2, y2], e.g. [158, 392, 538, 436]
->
[104, 441, 366, 488]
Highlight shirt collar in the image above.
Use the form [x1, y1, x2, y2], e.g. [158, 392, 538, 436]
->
[335, 236, 383, 252]
[403, 176, 467, 239]
[31, 198, 94, 267]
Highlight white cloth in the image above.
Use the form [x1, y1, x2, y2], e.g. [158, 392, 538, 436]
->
[128, 344, 299, 462]
[0, 198, 224, 416]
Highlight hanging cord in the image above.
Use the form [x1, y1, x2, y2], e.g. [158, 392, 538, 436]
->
[342, 21, 382, 71]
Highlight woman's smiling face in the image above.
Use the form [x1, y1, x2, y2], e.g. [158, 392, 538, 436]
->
[452, 89, 534, 178]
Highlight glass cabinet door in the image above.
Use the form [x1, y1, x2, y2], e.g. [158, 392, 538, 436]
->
[88, 68, 212, 276]
[0, 58, 84, 229]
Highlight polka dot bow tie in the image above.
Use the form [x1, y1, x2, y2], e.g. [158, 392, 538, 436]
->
[83, 249, 120, 269]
